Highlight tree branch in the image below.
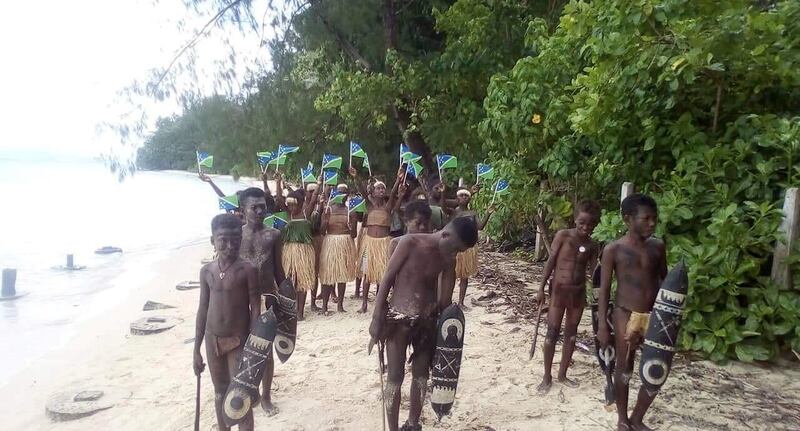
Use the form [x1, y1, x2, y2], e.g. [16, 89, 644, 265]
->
[712, 80, 723, 134]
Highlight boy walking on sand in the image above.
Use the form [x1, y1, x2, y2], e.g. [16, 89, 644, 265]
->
[597, 194, 667, 431]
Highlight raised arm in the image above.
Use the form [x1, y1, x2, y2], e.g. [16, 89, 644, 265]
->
[537, 230, 565, 305]
[392, 182, 408, 212]
[597, 244, 616, 347]
[261, 171, 273, 198]
[193, 267, 210, 376]
[273, 172, 287, 212]
[303, 183, 320, 217]
[349, 167, 369, 199]
[199, 173, 226, 198]
[386, 167, 403, 210]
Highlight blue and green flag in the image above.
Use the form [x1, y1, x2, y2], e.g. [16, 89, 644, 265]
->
[264, 212, 289, 229]
[350, 142, 367, 158]
[405, 160, 424, 179]
[477, 163, 495, 181]
[278, 144, 300, 156]
[348, 196, 367, 214]
[301, 162, 317, 183]
[362, 154, 372, 175]
[494, 179, 510, 195]
[197, 151, 214, 169]
[257, 151, 286, 170]
[400, 143, 421, 164]
[323, 169, 339, 185]
[437, 154, 458, 170]
[218, 194, 239, 211]
[329, 190, 346, 205]
[322, 153, 343, 170]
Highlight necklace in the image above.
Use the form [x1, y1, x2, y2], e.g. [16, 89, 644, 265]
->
[217, 258, 237, 279]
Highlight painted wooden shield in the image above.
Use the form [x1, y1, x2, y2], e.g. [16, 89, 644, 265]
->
[273, 279, 298, 363]
[590, 264, 616, 405]
[222, 307, 277, 426]
[639, 261, 689, 395]
[430, 304, 465, 419]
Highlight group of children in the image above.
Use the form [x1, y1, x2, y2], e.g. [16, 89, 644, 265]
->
[196, 167, 669, 431]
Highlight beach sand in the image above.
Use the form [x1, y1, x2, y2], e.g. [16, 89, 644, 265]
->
[2, 244, 799, 430]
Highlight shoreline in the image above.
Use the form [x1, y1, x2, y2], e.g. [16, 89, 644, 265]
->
[1, 245, 798, 430]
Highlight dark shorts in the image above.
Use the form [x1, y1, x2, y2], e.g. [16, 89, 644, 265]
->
[551, 282, 586, 309]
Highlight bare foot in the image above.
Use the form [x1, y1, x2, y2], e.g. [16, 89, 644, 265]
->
[310, 303, 319, 311]
[297, 315, 305, 321]
[536, 377, 552, 395]
[337, 306, 346, 313]
[351, 293, 361, 299]
[260, 397, 279, 416]
[357, 306, 368, 313]
[557, 376, 580, 388]
[617, 421, 631, 431]
[630, 422, 654, 431]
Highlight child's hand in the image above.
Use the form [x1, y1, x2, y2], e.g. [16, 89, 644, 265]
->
[536, 289, 545, 306]
[193, 351, 205, 376]
[261, 171, 270, 181]
[349, 167, 358, 178]
[198, 173, 211, 182]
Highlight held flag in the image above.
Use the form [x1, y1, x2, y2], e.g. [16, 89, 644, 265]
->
[197, 151, 214, 169]
[437, 154, 458, 170]
[350, 142, 367, 158]
[323, 169, 339, 185]
[322, 153, 343, 170]
[301, 162, 317, 183]
[477, 163, 495, 181]
[218, 194, 239, 211]
[348, 196, 367, 214]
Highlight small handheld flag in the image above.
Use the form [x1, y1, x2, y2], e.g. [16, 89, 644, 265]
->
[494, 179, 510, 195]
[329, 190, 346, 205]
[348, 196, 367, 214]
[362, 154, 372, 176]
[350, 142, 367, 158]
[323, 169, 339, 185]
[218, 194, 239, 211]
[477, 163, 495, 182]
[322, 154, 343, 170]
[197, 151, 214, 170]
[437, 154, 458, 170]
[264, 212, 289, 229]
[278, 144, 300, 155]
[405, 160, 424, 179]
[301, 162, 317, 183]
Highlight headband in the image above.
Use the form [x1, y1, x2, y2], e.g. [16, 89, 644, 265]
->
[336, 184, 349, 191]
[306, 183, 318, 191]
[373, 181, 386, 188]
[457, 189, 472, 198]
[285, 197, 298, 205]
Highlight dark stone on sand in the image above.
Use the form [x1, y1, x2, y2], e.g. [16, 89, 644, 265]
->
[142, 301, 176, 311]
[1, 268, 28, 301]
[45, 386, 131, 422]
[130, 316, 183, 335]
[95, 246, 123, 255]
[176, 281, 201, 291]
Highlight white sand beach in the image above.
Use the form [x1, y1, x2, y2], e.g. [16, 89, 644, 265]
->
[1, 243, 799, 430]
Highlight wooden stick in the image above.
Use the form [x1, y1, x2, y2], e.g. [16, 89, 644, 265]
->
[529, 300, 544, 360]
[194, 374, 201, 431]
[377, 341, 387, 431]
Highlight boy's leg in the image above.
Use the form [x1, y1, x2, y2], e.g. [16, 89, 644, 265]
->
[628, 376, 657, 430]
[457, 278, 468, 306]
[310, 283, 319, 311]
[557, 304, 585, 387]
[385, 326, 410, 431]
[336, 282, 347, 312]
[226, 348, 254, 431]
[359, 282, 370, 313]
[354, 276, 362, 298]
[407, 348, 431, 428]
[538, 305, 565, 394]
[613, 307, 634, 430]
[260, 349, 278, 416]
[205, 339, 231, 431]
[321, 285, 333, 313]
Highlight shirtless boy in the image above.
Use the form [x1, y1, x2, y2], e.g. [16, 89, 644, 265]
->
[597, 194, 667, 431]
[194, 213, 260, 430]
[369, 217, 478, 431]
[238, 187, 285, 414]
[536, 200, 601, 394]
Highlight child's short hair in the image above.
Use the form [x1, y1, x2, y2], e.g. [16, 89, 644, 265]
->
[211, 213, 243, 233]
[621, 193, 658, 218]
[288, 189, 305, 206]
[575, 199, 601, 221]
[404, 201, 432, 222]
[240, 187, 275, 212]
[450, 217, 478, 247]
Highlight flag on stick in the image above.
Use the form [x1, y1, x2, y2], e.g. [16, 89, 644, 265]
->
[329, 190, 346, 205]
[197, 151, 213, 171]
[323, 169, 339, 185]
[218, 194, 239, 211]
[301, 162, 317, 184]
[264, 212, 289, 229]
[278, 144, 300, 155]
[476, 163, 495, 183]
[322, 153, 343, 170]
[348, 196, 367, 214]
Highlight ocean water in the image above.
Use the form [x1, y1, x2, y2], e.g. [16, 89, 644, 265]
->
[0, 158, 250, 385]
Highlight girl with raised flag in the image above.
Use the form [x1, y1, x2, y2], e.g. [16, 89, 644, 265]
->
[318, 183, 359, 314]
[281, 179, 320, 320]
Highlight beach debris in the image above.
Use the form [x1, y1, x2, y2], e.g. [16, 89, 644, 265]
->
[176, 281, 201, 291]
[53, 254, 87, 271]
[130, 316, 183, 335]
[142, 301, 176, 311]
[95, 246, 123, 255]
[1, 268, 28, 301]
[45, 386, 131, 421]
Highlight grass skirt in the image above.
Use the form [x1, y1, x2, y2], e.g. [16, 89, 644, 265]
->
[357, 234, 391, 284]
[455, 246, 478, 280]
[319, 234, 357, 285]
[282, 242, 316, 293]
